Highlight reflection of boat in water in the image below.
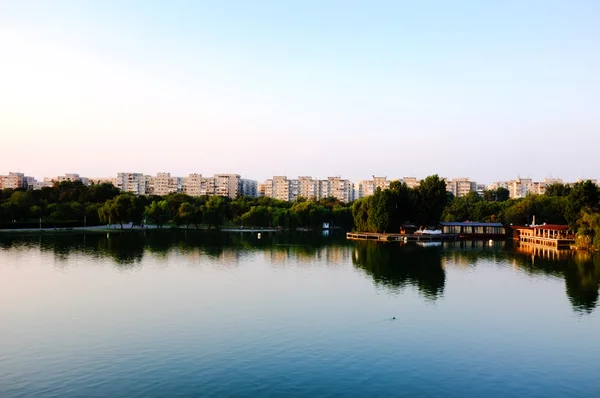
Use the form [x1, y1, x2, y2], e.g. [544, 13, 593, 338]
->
[416, 241, 442, 247]
[414, 229, 442, 235]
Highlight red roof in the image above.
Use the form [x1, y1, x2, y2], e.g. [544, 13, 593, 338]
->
[532, 224, 569, 230]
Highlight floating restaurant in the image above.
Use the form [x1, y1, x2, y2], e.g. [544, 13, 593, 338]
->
[512, 224, 576, 249]
[439, 222, 506, 238]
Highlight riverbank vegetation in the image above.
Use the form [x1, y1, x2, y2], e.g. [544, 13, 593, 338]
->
[1, 177, 599, 250]
[0, 181, 353, 231]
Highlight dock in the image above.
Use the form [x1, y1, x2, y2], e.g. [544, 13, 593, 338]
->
[346, 232, 459, 242]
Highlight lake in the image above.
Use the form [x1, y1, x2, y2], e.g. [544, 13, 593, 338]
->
[1, 231, 599, 397]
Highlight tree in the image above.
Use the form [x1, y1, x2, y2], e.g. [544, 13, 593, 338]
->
[203, 196, 228, 229]
[129, 196, 146, 227]
[98, 194, 134, 229]
[496, 187, 510, 202]
[545, 183, 571, 197]
[145, 200, 171, 228]
[415, 175, 448, 227]
[367, 188, 395, 232]
[175, 202, 195, 229]
[241, 206, 272, 227]
[565, 180, 600, 228]
[352, 198, 372, 232]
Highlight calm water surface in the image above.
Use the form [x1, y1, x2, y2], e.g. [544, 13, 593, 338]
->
[1, 232, 599, 397]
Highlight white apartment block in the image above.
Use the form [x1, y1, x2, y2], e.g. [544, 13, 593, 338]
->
[326, 176, 353, 202]
[298, 176, 319, 199]
[263, 176, 353, 202]
[487, 177, 565, 199]
[264, 176, 291, 201]
[215, 174, 240, 198]
[445, 177, 477, 197]
[0, 172, 25, 189]
[357, 176, 390, 199]
[148, 172, 182, 196]
[115, 172, 147, 195]
[183, 174, 249, 198]
[183, 173, 204, 196]
[44, 173, 89, 185]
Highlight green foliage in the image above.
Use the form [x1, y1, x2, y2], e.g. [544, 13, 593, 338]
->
[565, 180, 600, 228]
[415, 175, 447, 227]
[576, 211, 600, 251]
[545, 183, 571, 197]
[145, 200, 171, 228]
[203, 196, 228, 229]
[99, 193, 143, 229]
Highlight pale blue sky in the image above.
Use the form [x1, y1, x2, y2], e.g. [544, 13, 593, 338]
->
[1, 0, 598, 183]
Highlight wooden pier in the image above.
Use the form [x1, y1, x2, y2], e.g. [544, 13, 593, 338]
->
[346, 232, 459, 242]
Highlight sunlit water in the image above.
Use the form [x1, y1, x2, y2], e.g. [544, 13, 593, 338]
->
[1, 232, 599, 397]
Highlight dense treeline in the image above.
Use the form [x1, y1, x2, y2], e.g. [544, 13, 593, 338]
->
[1, 177, 600, 250]
[352, 175, 448, 233]
[441, 181, 600, 250]
[0, 181, 354, 231]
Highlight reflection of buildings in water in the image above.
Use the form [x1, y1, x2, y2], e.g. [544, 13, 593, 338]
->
[515, 242, 572, 263]
[440, 240, 507, 268]
[443, 240, 506, 250]
[265, 245, 351, 266]
[167, 246, 244, 268]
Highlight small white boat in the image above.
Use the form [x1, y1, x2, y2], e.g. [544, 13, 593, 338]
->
[415, 229, 442, 235]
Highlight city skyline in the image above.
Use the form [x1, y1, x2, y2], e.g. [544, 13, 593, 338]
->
[2, 1, 599, 182]
[1, 169, 597, 188]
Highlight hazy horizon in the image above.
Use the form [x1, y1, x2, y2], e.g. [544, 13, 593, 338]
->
[2, 1, 599, 184]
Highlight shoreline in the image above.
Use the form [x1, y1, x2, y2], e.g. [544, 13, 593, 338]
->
[0, 224, 286, 235]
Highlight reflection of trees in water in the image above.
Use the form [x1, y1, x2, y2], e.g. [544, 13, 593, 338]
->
[506, 244, 600, 314]
[4, 233, 597, 313]
[0, 230, 350, 268]
[352, 241, 445, 301]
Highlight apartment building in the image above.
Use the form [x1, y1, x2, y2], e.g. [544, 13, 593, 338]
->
[298, 176, 319, 199]
[214, 174, 240, 198]
[0, 172, 25, 189]
[239, 179, 258, 197]
[43, 173, 89, 185]
[257, 183, 266, 197]
[115, 172, 147, 195]
[326, 176, 354, 203]
[357, 176, 390, 199]
[401, 177, 420, 189]
[488, 177, 563, 199]
[148, 172, 182, 196]
[264, 176, 290, 201]
[183, 173, 203, 196]
[262, 176, 353, 202]
[446, 177, 477, 197]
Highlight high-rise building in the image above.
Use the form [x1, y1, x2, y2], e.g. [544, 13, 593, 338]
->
[214, 174, 240, 198]
[148, 172, 182, 196]
[446, 178, 477, 197]
[401, 177, 420, 189]
[325, 176, 353, 202]
[0, 172, 25, 189]
[262, 175, 353, 202]
[239, 179, 258, 197]
[115, 172, 147, 195]
[357, 176, 390, 199]
[44, 173, 89, 185]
